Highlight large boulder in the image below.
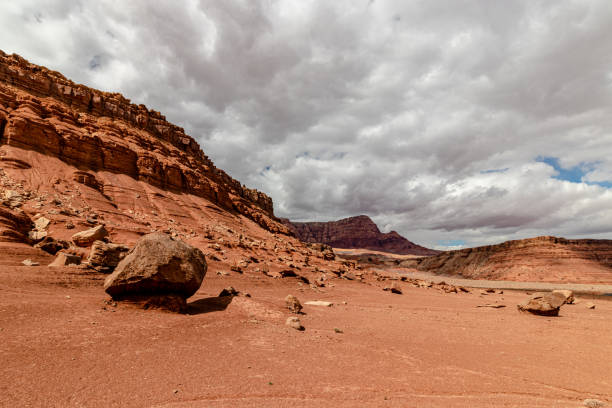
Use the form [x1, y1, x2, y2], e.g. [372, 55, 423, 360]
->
[103, 233, 207, 309]
[72, 225, 108, 247]
[517, 292, 567, 316]
[87, 240, 130, 273]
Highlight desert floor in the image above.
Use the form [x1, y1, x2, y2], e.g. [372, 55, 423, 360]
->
[1, 263, 611, 408]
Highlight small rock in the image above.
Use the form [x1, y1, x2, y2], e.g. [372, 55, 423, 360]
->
[342, 272, 357, 280]
[49, 252, 81, 267]
[476, 304, 506, 308]
[34, 216, 51, 231]
[87, 240, 129, 273]
[218, 286, 240, 297]
[22, 259, 39, 266]
[286, 316, 304, 331]
[334, 328, 343, 333]
[552, 289, 574, 304]
[34, 236, 70, 255]
[585, 302, 596, 310]
[28, 230, 47, 242]
[383, 282, 402, 294]
[304, 300, 333, 307]
[285, 295, 303, 314]
[72, 225, 109, 247]
[583, 399, 605, 408]
[65, 221, 75, 229]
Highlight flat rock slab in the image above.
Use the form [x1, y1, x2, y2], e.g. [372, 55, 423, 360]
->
[304, 301, 333, 307]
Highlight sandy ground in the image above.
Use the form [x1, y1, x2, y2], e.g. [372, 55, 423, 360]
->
[390, 268, 612, 296]
[1, 264, 611, 408]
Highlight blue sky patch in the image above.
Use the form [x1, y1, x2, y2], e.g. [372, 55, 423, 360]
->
[437, 239, 466, 247]
[536, 156, 611, 187]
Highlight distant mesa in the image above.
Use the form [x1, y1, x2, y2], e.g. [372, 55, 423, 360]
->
[281, 215, 439, 256]
[416, 235, 612, 284]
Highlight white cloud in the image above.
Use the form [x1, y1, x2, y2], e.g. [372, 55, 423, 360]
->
[2, 0, 612, 248]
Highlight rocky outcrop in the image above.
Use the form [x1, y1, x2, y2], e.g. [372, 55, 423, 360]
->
[0, 206, 31, 243]
[416, 236, 612, 283]
[282, 215, 438, 256]
[0, 50, 287, 234]
[104, 233, 207, 308]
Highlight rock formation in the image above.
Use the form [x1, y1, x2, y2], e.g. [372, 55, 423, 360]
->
[282, 215, 438, 256]
[416, 236, 612, 283]
[0, 50, 288, 235]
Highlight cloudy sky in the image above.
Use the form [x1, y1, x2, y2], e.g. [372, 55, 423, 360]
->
[2, 0, 612, 249]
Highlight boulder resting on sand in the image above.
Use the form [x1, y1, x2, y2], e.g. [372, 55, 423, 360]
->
[72, 225, 109, 247]
[103, 233, 207, 312]
[517, 292, 567, 316]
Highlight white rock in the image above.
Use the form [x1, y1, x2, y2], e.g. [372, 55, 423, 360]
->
[304, 300, 333, 307]
[34, 217, 51, 231]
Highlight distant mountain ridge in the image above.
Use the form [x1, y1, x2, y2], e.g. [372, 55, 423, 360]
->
[281, 215, 439, 256]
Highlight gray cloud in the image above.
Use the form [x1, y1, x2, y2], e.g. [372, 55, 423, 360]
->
[2, 0, 612, 249]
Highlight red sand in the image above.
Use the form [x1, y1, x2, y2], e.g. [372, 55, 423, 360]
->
[2, 264, 611, 407]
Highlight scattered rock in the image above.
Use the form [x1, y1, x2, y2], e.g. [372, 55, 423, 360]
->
[34, 236, 70, 255]
[583, 399, 605, 408]
[279, 269, 297, 278]
[28, 230, 47, 242]
[517, 292, 567, 316]
[72, 225, 109, 247]
[285, 295, 303, 314]
[383, 282, 402, 294]
[104, 233, 207, 311]
[21, 259, 39, 266]
[87, 240, 129, 273]
[342, 272, 357, 281]
[304, 300, 333, 307]
[49, 252, 81, 267]
[286, 316, 304, 331]
[552, 289, 574, 304]
[219, 286, 240, 297]
[34, 216, 51, 231]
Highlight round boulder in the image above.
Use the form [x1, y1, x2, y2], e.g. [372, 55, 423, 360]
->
[104, 233, 207, 302]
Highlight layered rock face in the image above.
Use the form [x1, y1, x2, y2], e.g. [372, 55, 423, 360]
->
[416, 236, 612, 283]
[282, 215, 438, 256]
[0, 50, 286, 234]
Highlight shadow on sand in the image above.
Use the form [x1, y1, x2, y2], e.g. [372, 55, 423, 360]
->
[186, 295, 234, 315]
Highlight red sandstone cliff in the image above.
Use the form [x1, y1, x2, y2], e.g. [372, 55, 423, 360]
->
[0, 50, 287, 236]
[416, 236, 612, 283]
[282, 215, 439, 256]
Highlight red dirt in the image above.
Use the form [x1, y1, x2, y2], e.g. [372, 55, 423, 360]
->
[2, 262, 610, 407]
